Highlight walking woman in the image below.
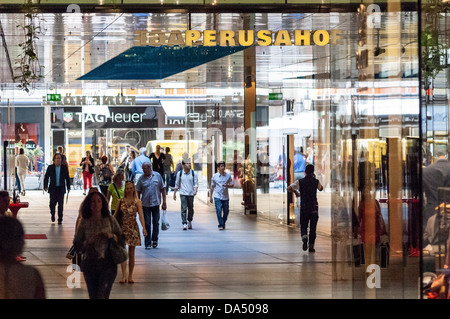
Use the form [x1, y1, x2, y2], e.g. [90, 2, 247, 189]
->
[287, 164, 323, 253]
[114, 181, 147, 284]
[80, 150, 95, 195]
[106, 169, 125, 215]
[73, 191, 124, 299]
[15, 148, 29, 196]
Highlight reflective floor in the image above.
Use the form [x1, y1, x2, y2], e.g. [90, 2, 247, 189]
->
[15, 189, 418, 300]
[16, 189, 340, 299]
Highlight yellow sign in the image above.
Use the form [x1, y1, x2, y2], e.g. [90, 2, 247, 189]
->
[134, 30, 342, 47]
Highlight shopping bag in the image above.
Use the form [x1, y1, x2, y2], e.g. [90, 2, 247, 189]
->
[161, 210, 170, 230]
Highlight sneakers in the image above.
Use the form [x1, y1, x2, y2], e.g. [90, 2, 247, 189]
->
[218, 226, 224, 230]
[188, 221, 192, 229]
[183, 224, 187, 230]
[152, 241, 158, 248]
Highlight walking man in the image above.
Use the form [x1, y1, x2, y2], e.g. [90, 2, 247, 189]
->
[44, 153, 71, 224]
[132, 147, 151, 183]
[136, 162, 166, 249]
[287, 164, 323, 252]
[173, 159, 198, 230]
[210, 161, 233, 230]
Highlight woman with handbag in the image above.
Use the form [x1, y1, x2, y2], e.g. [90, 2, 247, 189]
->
[114, 181, 147, 284]
[73, 191, 125, 299]
[106, 169, 125, 215]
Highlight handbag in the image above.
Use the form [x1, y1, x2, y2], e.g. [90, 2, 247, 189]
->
[161, 210, 170, 231]
[352, 237, 365, 267]
[66, 245, 81, 267]
[109, 238, 128, 264]
[108, 217, 128, 264]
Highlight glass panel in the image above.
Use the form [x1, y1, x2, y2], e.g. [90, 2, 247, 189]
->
[329, 4, 421, 297]
[421, 1, 450, 299]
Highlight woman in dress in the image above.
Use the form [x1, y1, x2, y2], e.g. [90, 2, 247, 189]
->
[114, 181, 147, 284]
[106, 169, 125, 215]
[149, 144, 165, 177]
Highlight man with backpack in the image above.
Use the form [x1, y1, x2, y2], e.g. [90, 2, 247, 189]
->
[173, 158, 198, 230]
[98, 155, 114, 196]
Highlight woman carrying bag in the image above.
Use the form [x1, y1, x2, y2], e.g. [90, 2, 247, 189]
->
[73, 191, 125, 299]
[106, 169, 125, 215]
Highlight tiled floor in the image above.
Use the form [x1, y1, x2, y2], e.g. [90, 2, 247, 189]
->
[15, 189, 419, 299]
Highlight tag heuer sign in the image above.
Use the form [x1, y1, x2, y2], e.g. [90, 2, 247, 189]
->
[63, 112, 73, 123]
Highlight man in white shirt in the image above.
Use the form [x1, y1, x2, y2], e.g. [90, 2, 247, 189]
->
[173, 159, 198, 230]
[210, 161, 233, 230]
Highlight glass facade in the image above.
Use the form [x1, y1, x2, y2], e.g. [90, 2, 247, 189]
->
[0, 0, 448, 298]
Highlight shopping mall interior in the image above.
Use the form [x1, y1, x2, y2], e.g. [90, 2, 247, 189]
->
[0, 0, 449, 300]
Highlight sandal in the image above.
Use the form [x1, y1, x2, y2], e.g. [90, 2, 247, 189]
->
[119, 278, 127, 284]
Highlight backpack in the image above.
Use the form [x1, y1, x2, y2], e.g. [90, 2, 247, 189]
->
[101, 165, 113, 182]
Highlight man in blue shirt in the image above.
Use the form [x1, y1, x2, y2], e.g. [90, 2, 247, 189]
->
[132, 147, 151, 183]
[294, 150, 306, 180]
[44, 153, 71, 224]
[210, 161, 233, 230]
[136, 162, 166, 249]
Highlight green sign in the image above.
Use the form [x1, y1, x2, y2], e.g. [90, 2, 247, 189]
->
[47, 94, 61, 101]
[269, 93, 283, 100]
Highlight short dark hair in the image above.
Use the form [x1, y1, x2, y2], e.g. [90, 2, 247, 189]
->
[305, 164, 315, 176]
[80, 191, 110, 220]
[0, 190, 10, 199]
[53, 153, 62, 162]
[0, 217, 24, 262]
[217, 160, 225, 167]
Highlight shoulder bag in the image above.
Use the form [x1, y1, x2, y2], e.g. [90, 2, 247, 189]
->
[108, 217, 128, 264]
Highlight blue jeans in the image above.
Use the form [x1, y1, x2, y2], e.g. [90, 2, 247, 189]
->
[214, 198, 229, 228]
[143, 206, 160, 247]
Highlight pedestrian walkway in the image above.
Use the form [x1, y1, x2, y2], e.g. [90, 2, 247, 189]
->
[16, 189, 346, 299]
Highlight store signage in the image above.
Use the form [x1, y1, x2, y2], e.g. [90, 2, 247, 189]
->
[135, 30, 342, 47]
[47, 94, 61, 101]
[43, 95, 136, 106]
[269, 93, 283, 100]
[52, 106, 157, 130]
[73, 112, 147, 124]
[25, 140, 36, 150]
[187, 109, 244, 123]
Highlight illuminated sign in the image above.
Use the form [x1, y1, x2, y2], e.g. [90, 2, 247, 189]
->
[43, 95, 136, 106]
[134, 30, 343, 47]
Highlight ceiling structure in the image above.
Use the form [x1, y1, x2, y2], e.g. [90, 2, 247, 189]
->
[0, 11, 419, 98]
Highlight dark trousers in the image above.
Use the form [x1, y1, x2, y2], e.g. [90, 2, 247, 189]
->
[300, 210, 319, 246]
[83, 258, 117, 299]
[49, 186, 65, 222]
[143, 206, 160, 247]
[180, 195, 194, 224]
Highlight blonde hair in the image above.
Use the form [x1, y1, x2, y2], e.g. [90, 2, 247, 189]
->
[124, 181, 139, 201]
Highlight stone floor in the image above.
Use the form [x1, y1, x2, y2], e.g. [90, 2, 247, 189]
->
[14, 189, 420, 300]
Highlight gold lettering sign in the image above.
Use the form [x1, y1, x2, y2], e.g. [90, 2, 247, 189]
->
[134, 30, 343, 47]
